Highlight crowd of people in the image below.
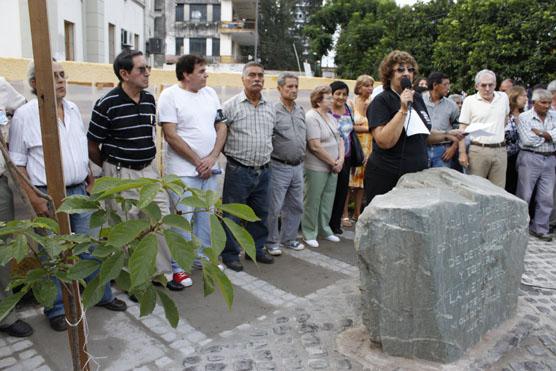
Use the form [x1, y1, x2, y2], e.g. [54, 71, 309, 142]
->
[0, 48, 555, 338]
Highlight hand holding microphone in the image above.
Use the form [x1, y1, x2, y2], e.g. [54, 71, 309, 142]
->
[400, 76, 414, 111]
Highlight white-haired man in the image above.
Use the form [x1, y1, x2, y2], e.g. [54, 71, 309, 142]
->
[516, 89, 556, 241]
[458, 69, 510, 187]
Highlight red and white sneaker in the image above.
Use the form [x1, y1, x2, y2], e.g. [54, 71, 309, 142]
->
[173, 272, 193, 287]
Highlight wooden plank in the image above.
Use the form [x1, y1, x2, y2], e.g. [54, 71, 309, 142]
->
[27, 1, 90, 370]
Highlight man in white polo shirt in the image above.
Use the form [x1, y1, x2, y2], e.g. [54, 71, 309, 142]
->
[159, 54, 227, 279]
[458, 69, 510, 187]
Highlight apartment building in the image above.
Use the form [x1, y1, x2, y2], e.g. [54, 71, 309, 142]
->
[0, 0, 156, 64]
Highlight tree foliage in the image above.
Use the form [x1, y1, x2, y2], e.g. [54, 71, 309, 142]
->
[305, 0, 556, 91]
[0, 175, 260, 328]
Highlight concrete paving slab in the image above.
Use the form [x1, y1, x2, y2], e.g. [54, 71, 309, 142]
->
[241, 252, 347, 297]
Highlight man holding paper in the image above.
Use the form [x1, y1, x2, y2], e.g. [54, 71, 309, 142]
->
[458, 69, 510, 187]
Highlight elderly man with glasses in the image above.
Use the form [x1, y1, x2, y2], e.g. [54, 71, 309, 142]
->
[516, 89, 556, 242]
[457, 69, 510, 188]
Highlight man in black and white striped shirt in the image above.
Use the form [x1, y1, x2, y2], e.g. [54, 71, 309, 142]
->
[87, 50, 183, 290]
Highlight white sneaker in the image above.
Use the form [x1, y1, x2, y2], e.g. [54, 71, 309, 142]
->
[266, 245, 283, 256]
[325, 235, 340, 242]
[304, 239, 319, 248]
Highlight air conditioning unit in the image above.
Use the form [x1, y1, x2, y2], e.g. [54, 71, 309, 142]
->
[121, 29, 133, 47]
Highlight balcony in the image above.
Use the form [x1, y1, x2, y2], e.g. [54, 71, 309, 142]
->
[219, 20, 255, 33]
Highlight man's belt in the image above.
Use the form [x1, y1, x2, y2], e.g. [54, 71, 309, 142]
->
[470, 141, 506, 148]
[520, 148, 556, 157]
[106, 158, 152, 171]
[227, 157, 270, 170]
[429, 141, 452, 147]
[271, 156, 303, 166]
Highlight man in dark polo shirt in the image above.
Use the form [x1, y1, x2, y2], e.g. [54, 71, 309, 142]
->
[87, 49, 181, 290]
[265, 72, 306, 256]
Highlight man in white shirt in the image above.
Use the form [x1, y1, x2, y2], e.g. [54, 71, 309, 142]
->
[458, 69, 510, 188]
[159, 54, 227, 277]
[9, 61, 127, 332]
[0, 77, 33, 338]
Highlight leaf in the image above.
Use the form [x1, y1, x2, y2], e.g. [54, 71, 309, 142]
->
[107, 220, 150, 247]
[203, 260, 234, 310]
[82, 275, 105, 309]
[139, 285, 156, 317]
[180, 195, 207, 209]
[33, 217, 59, 233]
[66, 259, 100, 280]
[220, 204, 260, 222]
[138, 183, 162, 209]
[202, 268, 215, 296]
[42, 239, 64, 259]
[0, 290, 26, 323]
[156, 289, 179, 328]
[209, 215, 226, 256]
[164, 182, 184, 197]
[93, 177, 156, 198]
[223, 217, 256, 261]
[129, 234, 157, 289]
[12, 234, 28, 262]
[90, 210, 106, 229]
[106, 210, 122, 225]
[26, 268, 47, 283]
[58, 195, 99, 214]
[204, 190, 221, 208]
[163, 230, 196, 274]
[91, 244, 117, 258]
[115, 269, 131, 292]
[142, 202, 162, 222]
[60, 234, 91, 244]
[162, 214, 191, 232]
[99, 251, 124, 285]
[32, 280, 58, 308]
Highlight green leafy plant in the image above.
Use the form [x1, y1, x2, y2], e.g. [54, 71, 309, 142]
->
[0, 175, 259, 328]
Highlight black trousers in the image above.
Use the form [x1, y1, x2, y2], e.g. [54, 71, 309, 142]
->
[329, 155, 352, 231]
[364, 162, 401, 206]
[505, 152, 519, 195]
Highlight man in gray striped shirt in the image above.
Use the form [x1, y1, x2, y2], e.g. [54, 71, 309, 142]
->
[221, 62, 276, 271]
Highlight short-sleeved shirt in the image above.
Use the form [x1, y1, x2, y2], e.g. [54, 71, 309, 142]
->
[158, 85, 222, 176]
[367, 88, 431, 174]
[331, 109, 353, 158]
[304, 109, 340, 172]
[9, 99, 89, 186]
[272, 101, 306, 163]
[458, 91, 509, 144]
[87, 86, 157, 167]
[423, 92, 459, 133]
[0, 77, 26, 176]
[222, 91, 274, 167]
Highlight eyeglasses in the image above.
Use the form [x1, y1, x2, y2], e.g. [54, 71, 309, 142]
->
[137, 65, 152, 75]
[395, 67, 416, 73]
[53, 71, 67, 80]
[479, 83, 494, 88]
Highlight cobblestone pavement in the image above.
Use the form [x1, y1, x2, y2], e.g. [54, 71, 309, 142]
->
[0, 230, 555, 370]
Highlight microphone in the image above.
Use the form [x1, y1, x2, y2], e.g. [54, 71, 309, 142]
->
[400, 76, 413, 111]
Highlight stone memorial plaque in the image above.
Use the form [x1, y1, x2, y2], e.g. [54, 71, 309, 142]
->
[355, 168, 528, 363]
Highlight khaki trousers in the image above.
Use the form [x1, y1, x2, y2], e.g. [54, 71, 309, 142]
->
[468, 145, 507, 188]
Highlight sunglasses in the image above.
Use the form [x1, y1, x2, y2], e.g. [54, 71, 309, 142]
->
[396, 67, 416, 73]
[137, 65, 152, 74]
[53, 71, 67, 80]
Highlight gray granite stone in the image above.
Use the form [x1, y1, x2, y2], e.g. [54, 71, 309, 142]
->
[355, 168, 529, 363]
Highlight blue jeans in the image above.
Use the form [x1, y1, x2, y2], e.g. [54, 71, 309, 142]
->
[428, 144, 454, 169]
[221, 160, 271, 262]
[39, 183, 113, 319]
[168, 175, 219, 272]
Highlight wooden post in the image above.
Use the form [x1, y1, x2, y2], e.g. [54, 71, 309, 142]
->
[27, 1, 90, 370]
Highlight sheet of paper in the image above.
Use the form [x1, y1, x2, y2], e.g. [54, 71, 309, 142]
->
[464, 122, 495, 137]
[404, 108, 430, 136]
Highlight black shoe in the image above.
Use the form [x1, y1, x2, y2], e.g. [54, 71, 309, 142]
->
[331, 227, 343, 235]
[245, 252, 274, 264]
[223, 260, 244, 272]
[530, 230, 553, 242]
[128, 294, 138, 303]
[49, 315, 67, 332]
[0, 320, 33, 337]
[166, 280, 186, 291]
[96, 298, 127, 311]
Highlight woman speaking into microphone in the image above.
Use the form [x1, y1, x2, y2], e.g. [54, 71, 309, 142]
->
[364, 50, 463, 204]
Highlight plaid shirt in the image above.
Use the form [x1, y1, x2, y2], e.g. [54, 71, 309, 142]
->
[517, 108, 556, 153]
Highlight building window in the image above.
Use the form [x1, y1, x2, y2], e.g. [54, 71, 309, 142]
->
[154, 16, 164, 36]
[190, 38, 206, 56]
[108, 23, 116, 62]
[175, 37, 184, 55]
[190, 4, 207, 22]
[212, 5, 221, 22]
[154, 0, 163, 11]
[134, 34, 140, 50]
[64, 20, 75, 61]
[176, 4, 184, 22]
[212, 38, 220, 56]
